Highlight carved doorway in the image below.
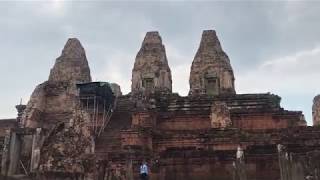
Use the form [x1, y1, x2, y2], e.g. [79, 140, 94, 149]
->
[142, 78, 154, 91]
[205, 77, 219, 95]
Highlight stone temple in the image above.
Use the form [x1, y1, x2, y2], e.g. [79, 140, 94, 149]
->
[0, 30, 320, 180]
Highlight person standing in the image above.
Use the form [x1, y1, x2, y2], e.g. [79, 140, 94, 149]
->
[140, 161, 148, 180]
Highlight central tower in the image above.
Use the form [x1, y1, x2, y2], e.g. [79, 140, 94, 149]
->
[189, 30, 235, 96]
[131, 31, 172, 95]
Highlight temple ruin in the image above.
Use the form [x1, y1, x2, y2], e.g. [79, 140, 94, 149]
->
[131, 31, 172, 95]
[0, 30, 320, 180]
[189, 30, 235, 96]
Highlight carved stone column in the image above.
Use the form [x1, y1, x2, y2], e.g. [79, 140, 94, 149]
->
[30, 128, 42, 172]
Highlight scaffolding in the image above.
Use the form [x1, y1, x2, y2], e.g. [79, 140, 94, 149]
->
[78, 96, 117, 137]
[77, 82, 117, 138]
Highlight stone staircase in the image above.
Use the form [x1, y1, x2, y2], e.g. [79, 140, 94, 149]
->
[95, 128, 122, 155]
[95, 96, 134, 157]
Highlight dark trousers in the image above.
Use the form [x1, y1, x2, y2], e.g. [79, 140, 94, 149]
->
[140, 173, 148, 180]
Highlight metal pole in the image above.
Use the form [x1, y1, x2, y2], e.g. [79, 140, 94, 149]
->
[101, 100, 106, 134]
[20, 160, 28, 176]
[93, 96, 96, 133]
[95, 98, 99, 135]
[86, 97, 89, 111]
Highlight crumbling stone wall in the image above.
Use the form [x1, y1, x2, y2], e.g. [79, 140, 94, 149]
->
[38, 108, 95, 179]
[12, 38, 94, 179]
[278, 144, 320, 180]
[22, 83, 46, 128]
[22, 38, 92, 128]
[210, 102, 232, 129]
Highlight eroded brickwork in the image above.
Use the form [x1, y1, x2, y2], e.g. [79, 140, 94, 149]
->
[22, 38, 92, 128]
[131, 32, 172, 95]
[39, 109, 94, 175]
[189, 30, 235, 96]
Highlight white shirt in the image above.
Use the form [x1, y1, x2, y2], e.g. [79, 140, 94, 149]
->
[140, 164, 148, 174]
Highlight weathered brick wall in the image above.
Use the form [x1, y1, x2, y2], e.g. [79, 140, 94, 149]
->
[157, 116, 211, 131]
[232, 115, 289, 130]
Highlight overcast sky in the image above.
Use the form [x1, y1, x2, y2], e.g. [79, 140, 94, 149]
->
[1, 1, 320, 125]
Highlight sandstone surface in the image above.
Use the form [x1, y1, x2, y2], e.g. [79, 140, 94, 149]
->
[189, 30, 235, 96]
[131, 31, 172, 95]
[22, 38, 91, 128]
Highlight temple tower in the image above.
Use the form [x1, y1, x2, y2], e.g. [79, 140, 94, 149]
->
[131, 31, 172, 95]
[189, 30, 235, 96]
[313, 95, 320, 126]
[48, 38, 91, 83]
[22, 38, 92, 128]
